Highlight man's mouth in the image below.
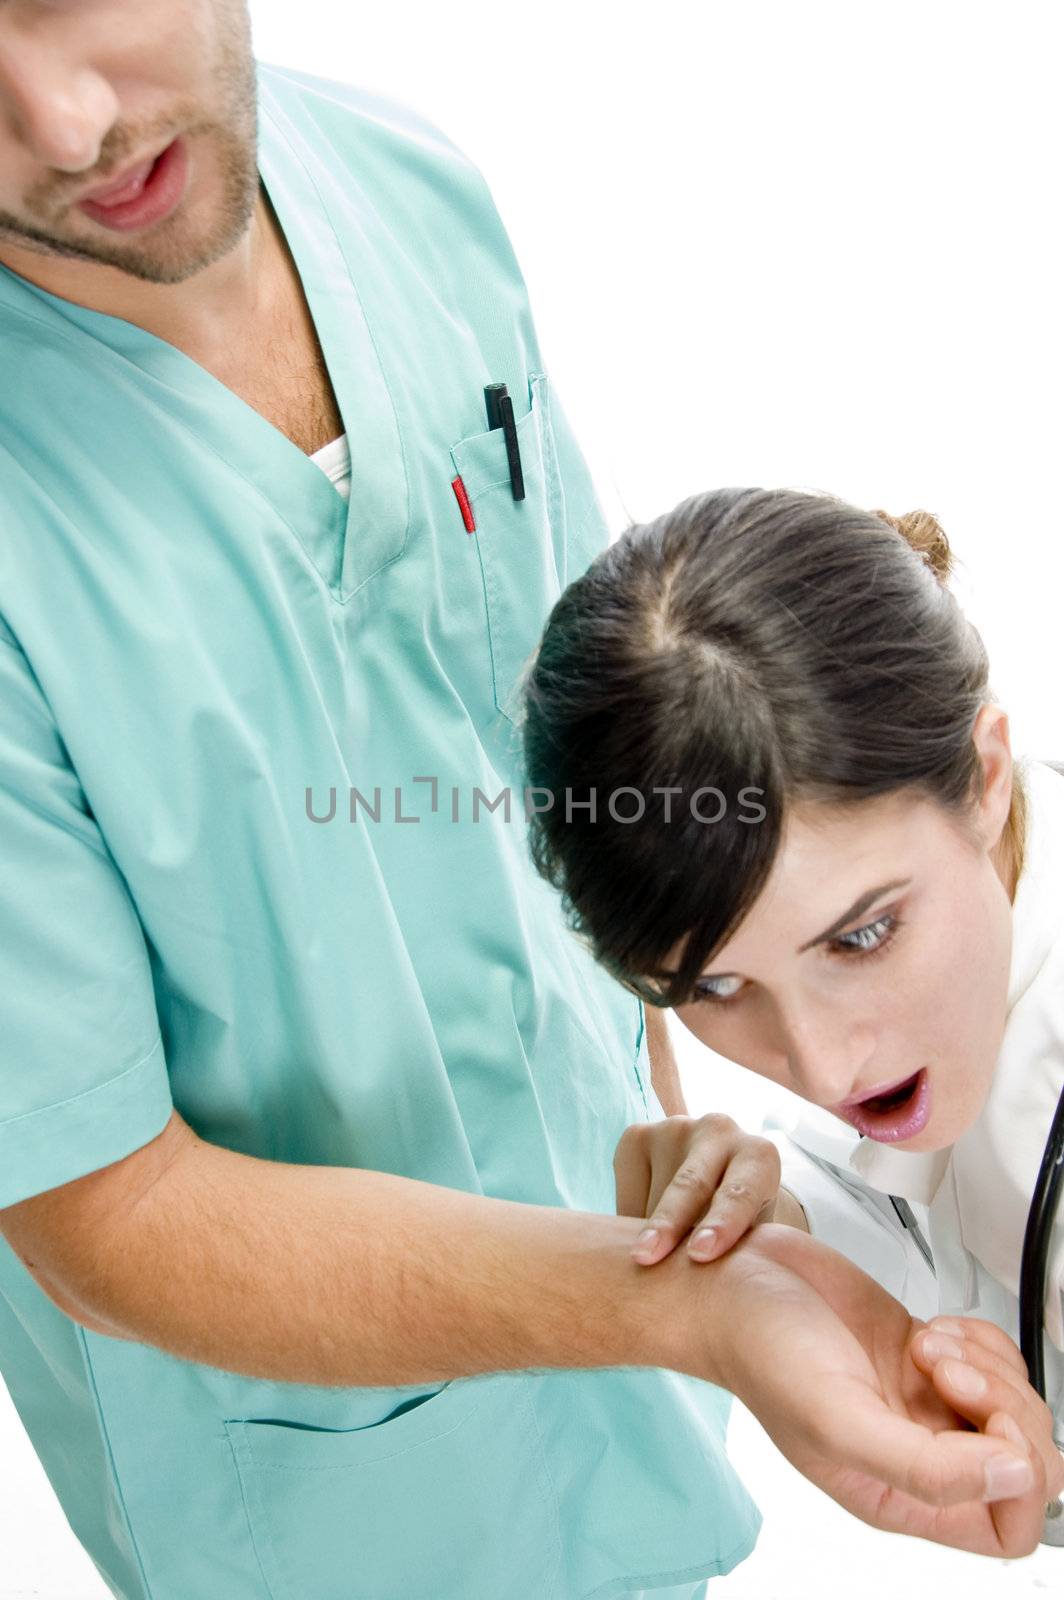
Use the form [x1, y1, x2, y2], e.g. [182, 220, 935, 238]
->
[833, 1068, 932, 1143]
[78, 148, 166, 207]
[75, 138, 189, 233]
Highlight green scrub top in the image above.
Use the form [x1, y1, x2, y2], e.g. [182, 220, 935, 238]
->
[0, 60, 760, 1600]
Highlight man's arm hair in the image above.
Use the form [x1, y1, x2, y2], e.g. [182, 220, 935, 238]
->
[0, 1109, 709, 1389]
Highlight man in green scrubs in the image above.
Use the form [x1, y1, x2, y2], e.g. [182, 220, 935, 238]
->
[0, 6, 1051, 1598]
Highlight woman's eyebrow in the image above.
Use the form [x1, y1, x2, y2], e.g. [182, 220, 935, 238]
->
[798, 878, 912, 953]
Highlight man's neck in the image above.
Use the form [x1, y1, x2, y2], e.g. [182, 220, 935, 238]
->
[0, 182, 284, 366]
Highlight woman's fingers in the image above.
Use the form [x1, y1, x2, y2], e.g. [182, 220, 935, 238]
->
[633, 1143, 731, 1263]
[647, 1125, 780, 1263]
[612, 1124, 653, 1222]
[615, 1115, 781, 1265]
[683, 1142, 782, 1260]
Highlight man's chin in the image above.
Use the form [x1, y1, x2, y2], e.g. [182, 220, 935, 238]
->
[0, 212, 250, 288]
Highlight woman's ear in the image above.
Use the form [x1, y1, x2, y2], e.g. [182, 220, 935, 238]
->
[970, 702, 1014, 863]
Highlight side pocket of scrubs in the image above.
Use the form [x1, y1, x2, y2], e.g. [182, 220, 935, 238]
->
[224, 1371, 562, 1600]
[450, 373, 562, 727]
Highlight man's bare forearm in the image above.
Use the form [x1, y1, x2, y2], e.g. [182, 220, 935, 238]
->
[60, 1121, 721, 1390]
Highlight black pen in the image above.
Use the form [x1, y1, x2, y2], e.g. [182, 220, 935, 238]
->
[484, 382, 506, 431]
[483, 382, 525, 502]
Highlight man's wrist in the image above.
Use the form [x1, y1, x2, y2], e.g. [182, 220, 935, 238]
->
[595, 1211, 738, 1385]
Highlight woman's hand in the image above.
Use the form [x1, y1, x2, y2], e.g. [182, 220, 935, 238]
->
[613, 1113, 785, 1265]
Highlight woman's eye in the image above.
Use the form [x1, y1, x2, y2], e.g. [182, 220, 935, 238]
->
[832, 913, 899, 958]
[691, 912, 902, 1008]
[692, 974, 745, 1006]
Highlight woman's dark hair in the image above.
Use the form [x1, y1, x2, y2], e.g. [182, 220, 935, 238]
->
[520, 487, 1027, 1008]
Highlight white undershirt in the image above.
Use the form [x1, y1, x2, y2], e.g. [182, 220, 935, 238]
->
[309, 432, 351, 502]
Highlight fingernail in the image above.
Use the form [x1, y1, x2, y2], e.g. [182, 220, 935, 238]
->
[633, 1228, 660, 1258]
[688, 1228, 718, 1259]
[921, 1334, 964, 1363]
[943, 1360, 987, 1398]
[984, 1455, 1036, 1502]
[931, 1318, 965, 1337]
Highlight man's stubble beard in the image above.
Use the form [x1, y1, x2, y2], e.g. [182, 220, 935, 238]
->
[0, 2, 261, 287]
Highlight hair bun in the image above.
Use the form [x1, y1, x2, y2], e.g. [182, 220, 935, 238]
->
[870, 507, 953, 584]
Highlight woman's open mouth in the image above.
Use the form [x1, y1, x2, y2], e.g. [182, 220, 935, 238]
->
[833, 1068, 931, 1143]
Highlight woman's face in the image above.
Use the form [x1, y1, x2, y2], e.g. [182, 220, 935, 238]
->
[671, 716, 1017, 1152]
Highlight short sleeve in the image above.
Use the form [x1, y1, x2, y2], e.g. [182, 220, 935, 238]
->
[0, 625, 173, 1210]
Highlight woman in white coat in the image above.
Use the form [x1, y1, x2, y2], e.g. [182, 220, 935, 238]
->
[518, 488, 1064, 1541]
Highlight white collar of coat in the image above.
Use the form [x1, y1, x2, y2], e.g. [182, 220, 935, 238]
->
[848, 755, 1064, 1345]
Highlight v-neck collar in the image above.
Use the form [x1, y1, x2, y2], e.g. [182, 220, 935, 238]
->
[255, 65, 409, 599]
[0, 59, 410, 604]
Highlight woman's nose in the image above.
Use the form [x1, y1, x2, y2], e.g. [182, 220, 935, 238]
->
[781, 1007, 876, 1109]
[0, 41, 119, 173]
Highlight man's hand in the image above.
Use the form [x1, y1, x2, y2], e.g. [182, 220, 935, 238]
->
[614, 1113, 784, 1264]
[692, 1223, 1064, 1557]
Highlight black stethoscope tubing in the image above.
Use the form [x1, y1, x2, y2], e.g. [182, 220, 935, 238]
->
[1018, 1074, 1064, 1540]
[1019, 1073, 1064, 1403]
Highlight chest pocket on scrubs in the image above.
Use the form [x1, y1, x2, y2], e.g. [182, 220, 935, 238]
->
[224, 1371, 561, 1600]
[451, 374, 562, 727]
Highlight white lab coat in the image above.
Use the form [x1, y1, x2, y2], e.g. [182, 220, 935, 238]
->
[764, 755, 1064, 1449]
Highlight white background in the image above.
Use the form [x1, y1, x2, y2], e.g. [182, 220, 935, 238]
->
[4, 1, 1063, 1594]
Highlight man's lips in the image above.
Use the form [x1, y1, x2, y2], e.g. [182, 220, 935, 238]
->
[77, 145, 169, 207]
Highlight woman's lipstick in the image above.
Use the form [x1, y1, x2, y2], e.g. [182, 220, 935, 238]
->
[834, 1068, 932, 1143]
[77, 138, 189, 232]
